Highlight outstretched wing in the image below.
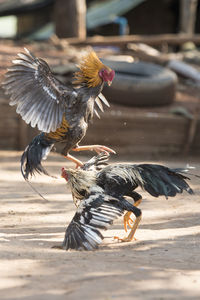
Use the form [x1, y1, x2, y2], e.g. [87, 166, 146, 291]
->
[62, 187, 124, 251]
[2, 48, 76, 133]
[135, 164, 194, 198]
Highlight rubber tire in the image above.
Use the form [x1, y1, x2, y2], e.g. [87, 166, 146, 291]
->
[101, 60, 178, 107]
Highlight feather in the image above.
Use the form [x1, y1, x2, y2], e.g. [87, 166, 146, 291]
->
[98, 93, 110, 107]
[74, 51, 104, 87]
[95, 97, 104, 112]
[138, 164, 194, 197]
[2, 49, 74, 133]
[62, 189, 124, 250]
[94, 109, 100, 119]
[82, 152, 109, 172]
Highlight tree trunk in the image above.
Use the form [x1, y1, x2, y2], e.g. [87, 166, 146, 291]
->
[54, 0, 86, 39]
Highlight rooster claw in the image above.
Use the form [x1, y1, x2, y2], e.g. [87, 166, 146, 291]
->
[114, 236, 137, 243]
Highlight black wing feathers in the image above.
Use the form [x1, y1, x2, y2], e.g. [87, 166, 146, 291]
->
[62, 189, 124, 251]
[2, 48, 73, 133]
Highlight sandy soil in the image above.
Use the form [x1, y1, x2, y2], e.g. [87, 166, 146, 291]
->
[0, 151, 200, 300]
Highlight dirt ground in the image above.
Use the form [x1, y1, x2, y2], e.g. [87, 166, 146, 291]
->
[0, 151, 200, 300]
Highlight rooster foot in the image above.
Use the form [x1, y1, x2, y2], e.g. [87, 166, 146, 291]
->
[114, 236, 137, 243]
[115, 215, 142, 243]
[72, 145, 116, 155]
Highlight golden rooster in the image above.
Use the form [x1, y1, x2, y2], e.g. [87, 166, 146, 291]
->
[2, 48, 115, 180]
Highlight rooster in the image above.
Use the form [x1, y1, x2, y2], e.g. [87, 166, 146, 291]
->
[2, 49, 115, 180]
[61, 153, 194, 250]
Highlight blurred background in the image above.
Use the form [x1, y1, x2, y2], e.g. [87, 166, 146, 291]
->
[0, 0, 200, 159]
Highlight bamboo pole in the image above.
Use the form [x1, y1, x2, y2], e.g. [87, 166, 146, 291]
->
[63, 34, 200, 47]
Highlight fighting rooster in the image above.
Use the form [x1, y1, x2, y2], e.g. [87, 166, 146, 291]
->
[61, 153, 194, 250]
[2, 49, 115, 180]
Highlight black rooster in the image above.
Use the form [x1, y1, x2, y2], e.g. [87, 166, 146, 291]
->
[60, 154, 194, 250]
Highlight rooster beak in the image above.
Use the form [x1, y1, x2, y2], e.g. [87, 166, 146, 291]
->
[107, 80, 112, 86]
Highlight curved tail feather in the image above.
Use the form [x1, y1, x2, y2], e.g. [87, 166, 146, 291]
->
[23, 178, 48, 202]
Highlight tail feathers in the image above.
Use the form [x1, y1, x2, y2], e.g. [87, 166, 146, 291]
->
[135, 164, 194, 198]
[21, 134, 54, 180]
[172, 167, 200, 179]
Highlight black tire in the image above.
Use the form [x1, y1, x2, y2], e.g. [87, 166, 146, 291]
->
[101, 60, 178, 107]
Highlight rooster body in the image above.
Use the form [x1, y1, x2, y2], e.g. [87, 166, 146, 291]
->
[61, 154, 194, 250]
[3, 49, 115, 179]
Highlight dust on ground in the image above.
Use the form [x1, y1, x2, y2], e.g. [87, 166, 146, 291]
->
[0, 151, 200, 300]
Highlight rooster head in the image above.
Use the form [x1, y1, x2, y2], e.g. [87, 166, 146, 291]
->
[74, 51, 115, 88]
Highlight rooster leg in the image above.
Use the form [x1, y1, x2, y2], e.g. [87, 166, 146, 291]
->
[123, 197, 142, 232]
[72, 145, 116, 155]
[115, 201, 142, 243]
[114, 215, 142, 243]
[124, 211, 134, 232]
[64, 153, 84, 168]
[134, 198, 142, 207]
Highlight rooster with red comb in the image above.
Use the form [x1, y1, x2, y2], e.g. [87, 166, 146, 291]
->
[60, 153, 194, 251]
[2, 49, 115, 180]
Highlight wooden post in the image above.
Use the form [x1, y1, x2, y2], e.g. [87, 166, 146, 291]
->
[179, 0, 198, 34]
[54, 0, 86, 39]
[17, 9, 51, 37]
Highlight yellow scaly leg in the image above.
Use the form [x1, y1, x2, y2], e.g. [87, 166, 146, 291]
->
[115, 215, 142, 242]
[123, 198, 142, 232]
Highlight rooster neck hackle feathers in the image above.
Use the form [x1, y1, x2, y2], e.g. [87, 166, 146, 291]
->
[74, 51, 108, 88]
[66, 168, 96, 199]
